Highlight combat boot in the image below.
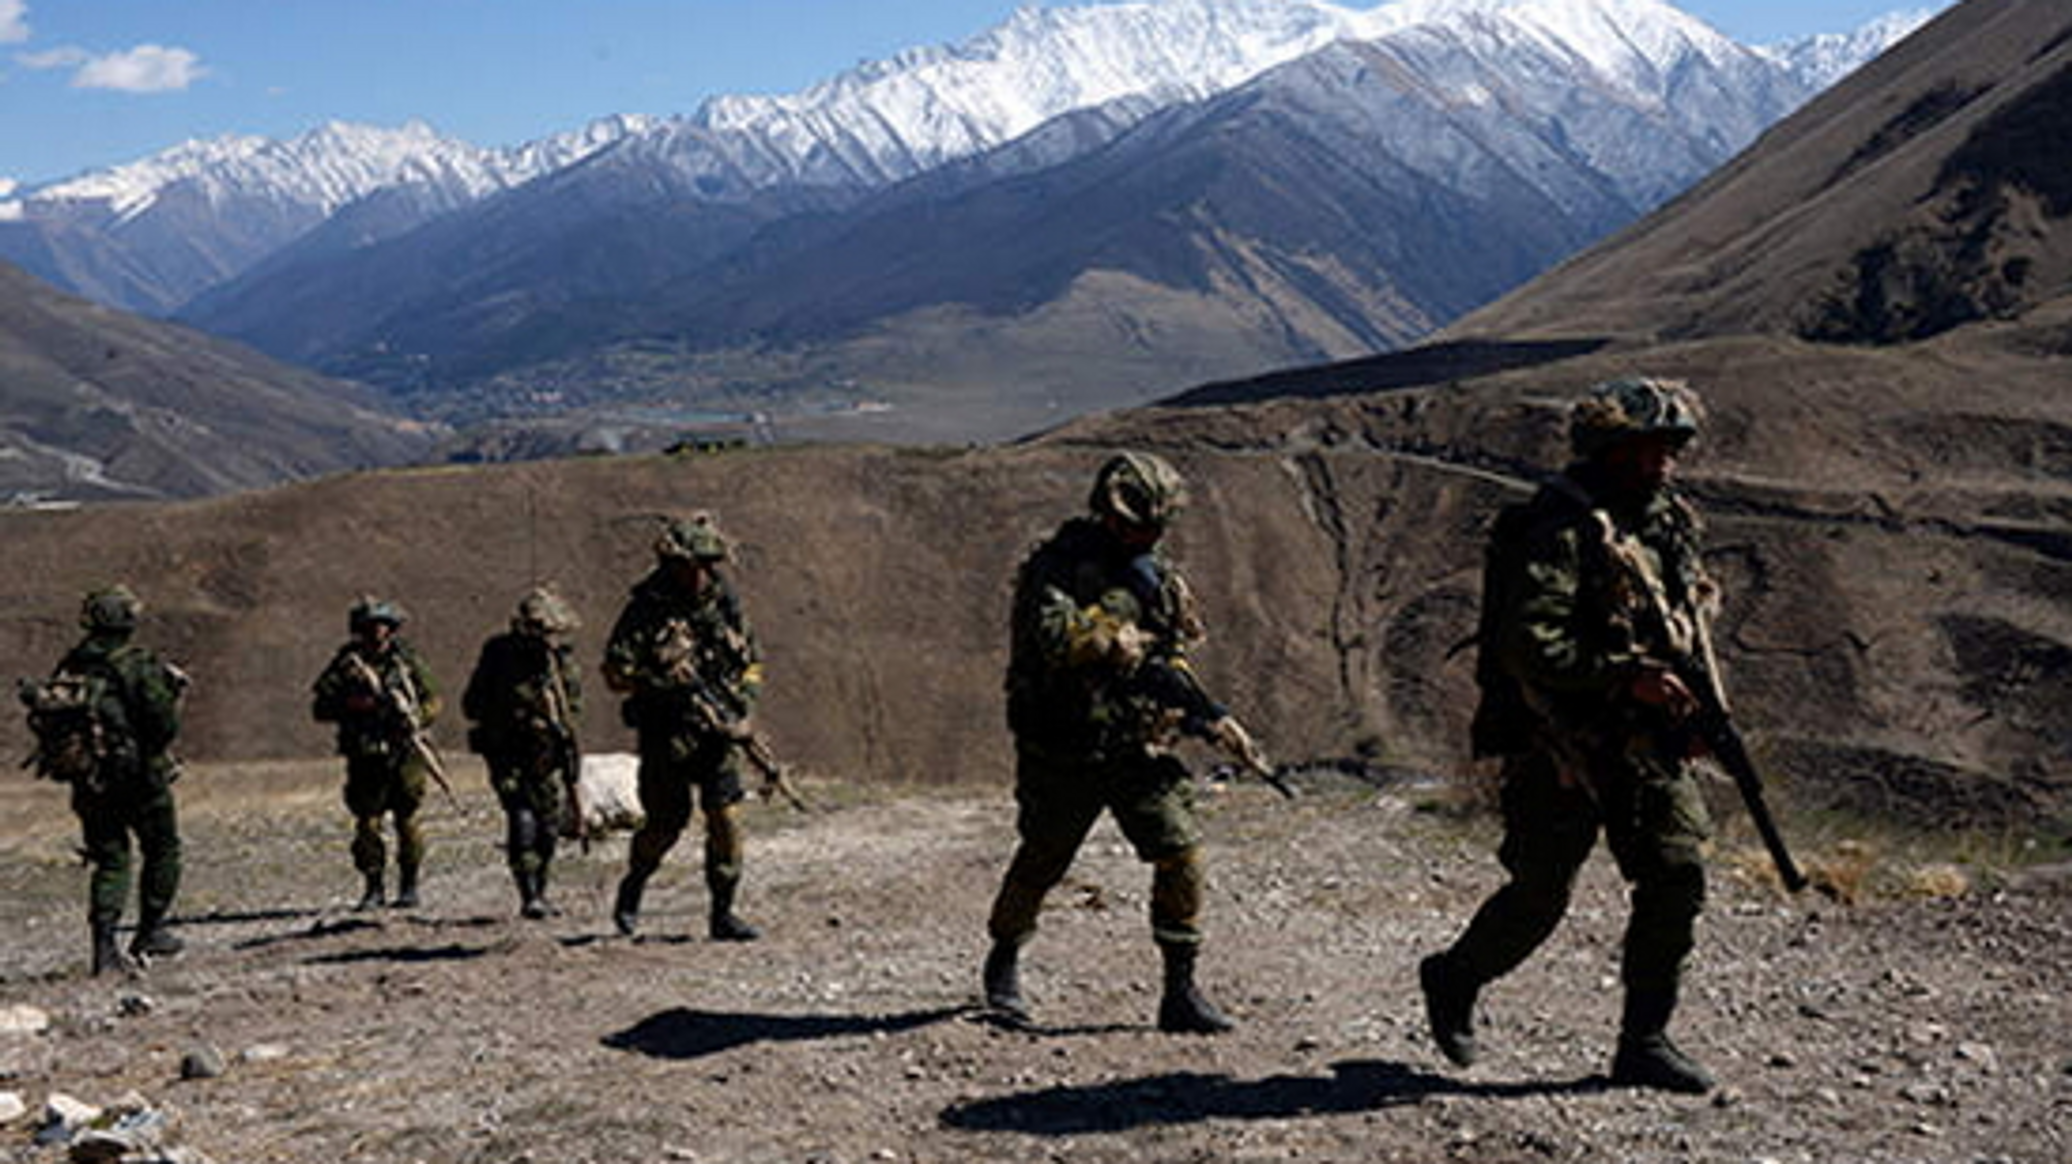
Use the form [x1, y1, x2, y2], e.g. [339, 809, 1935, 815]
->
[612, 872, 646, 936]
[1420, 952, 1480, 1067]
[129, 915, 184, 961]
[708, 879, 760, 942]
[516, 869, 547, 919]
[392, 865, 421, 910]
[1612, 986, 1714, 1094]
[982, 940, 1032, 1028]
[1156, 943, 1234, 1035]
[1611, 1034, 1715, 1094]
[90, 922, 130, 977]
[354, 872, 385, 912]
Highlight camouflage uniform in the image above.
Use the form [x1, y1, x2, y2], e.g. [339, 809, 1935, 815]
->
[983, 452, 1244, 1034]
[311, 599, 442, 910]
[602, 514, 764, 941]
[1423, 377, 1719, 1094]
[463, 587, 583, 919]
[43, 587, 187, 974]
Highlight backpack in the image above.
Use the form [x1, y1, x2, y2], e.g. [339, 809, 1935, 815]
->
[1464, 483, 1592, 759]
[17, 668, 122, 792]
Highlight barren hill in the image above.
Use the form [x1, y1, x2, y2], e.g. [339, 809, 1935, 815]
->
[0, 261, 434, 503]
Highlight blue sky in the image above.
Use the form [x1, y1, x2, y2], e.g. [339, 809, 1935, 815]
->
[1, 1, 1944, 189]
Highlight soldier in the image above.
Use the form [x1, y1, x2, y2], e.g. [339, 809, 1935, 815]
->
[463, 586, 583, 919]
[1420, 376, 1721, 1094]
[311, 597, 443, 911]
[602, 513, 764, 942]
[981, 452, 1267, 1034]
[21, 586, 187, 975]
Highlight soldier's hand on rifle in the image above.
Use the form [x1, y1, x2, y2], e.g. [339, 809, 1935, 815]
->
[1208, 715, 1269, 774]
[1630, 662, 1698, 719]
[1111, 623, 1153, 672]
[719, 713, 758, 742]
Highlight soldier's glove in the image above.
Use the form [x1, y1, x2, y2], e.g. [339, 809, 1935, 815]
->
[718, 713, 757, 743]
[1070, 606, 1150, 673]
[1208, 715, 1269, 775]
[1629, 661, 1699, 721]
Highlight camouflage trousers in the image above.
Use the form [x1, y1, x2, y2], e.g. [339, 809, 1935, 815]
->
[343, 751, 428, 878]
[987, 745, 1206, 949]
[1438, 747, 1710, 1006]
[626, 729, 747, 892]
[73, 777, 181, 931]
[488, 751, 569, 881]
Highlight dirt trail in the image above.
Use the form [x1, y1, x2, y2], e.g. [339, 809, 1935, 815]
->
[0, 761, 2066, 1163]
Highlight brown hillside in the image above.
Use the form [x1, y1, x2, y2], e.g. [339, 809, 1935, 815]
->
[3, 362, 2067, 837]
[1446, 0, 2072, 345]
[0, 260, 434, 502]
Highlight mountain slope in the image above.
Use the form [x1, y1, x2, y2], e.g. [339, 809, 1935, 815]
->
[1441, 0, 2072, 343]
[0, 260, 434, 502]
[183, 0, 1919, 446]
[0, 118, 648, 315]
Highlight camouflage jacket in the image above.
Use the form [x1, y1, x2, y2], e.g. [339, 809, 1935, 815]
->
[601, 568, 760, 735]
[1005, 516, 1219, 759]
[1470, 462, 1711, 761]
[54, 632, 185, 790]
[461, 630, 582, 759]
[311, 639, 442, 761]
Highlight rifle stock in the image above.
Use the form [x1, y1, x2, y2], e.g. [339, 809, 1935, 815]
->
[346, 654, 462, 815]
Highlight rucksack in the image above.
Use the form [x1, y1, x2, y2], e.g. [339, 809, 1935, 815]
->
[18, 669, 120, 791]
[1465, 483, 1593, 759]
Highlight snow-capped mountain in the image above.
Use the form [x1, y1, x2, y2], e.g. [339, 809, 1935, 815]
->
[8, 115, 652, 224]
[3, 0, 1932, 332]
[574, 0, 1928, 202]
[0, 116, 650, 313]
[172, 0, 1940, 447]
[1762, 9, 1942, 90]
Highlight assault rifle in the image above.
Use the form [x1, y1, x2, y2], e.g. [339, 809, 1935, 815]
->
[345, 653, 462, 815]
[687, 687, 813, 813]
[539, 651, 586, 849]
[1659, 616, 1809, 893]
[1115, 553, 1295, 799]
[1133, 656, 1295, 799]
[1593, 513, 1807, 893]
[651, 618, 811, 812]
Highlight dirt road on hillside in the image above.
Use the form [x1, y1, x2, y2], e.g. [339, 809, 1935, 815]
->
[0, 761, 2066, 1163]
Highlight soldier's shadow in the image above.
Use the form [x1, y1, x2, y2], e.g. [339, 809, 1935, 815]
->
[939, 1060, 1609, 1135]
[603, 1005, 968, 1060]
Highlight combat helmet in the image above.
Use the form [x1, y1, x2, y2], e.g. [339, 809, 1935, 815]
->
[79, 585, 142, 634]
[1569, 376, 1704, 460]
[348, 595, 407, 634]
[1088, 452, 1188, 530]
[513, 585, 580, 636]
[655, 512, 729, 563]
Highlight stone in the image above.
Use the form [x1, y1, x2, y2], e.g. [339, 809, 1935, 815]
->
[0, 1091, 25, 1125]
[180, 1045, 227, 1081]
[0, 1006, 51, 1036]
[38, 1093, 101, 1144]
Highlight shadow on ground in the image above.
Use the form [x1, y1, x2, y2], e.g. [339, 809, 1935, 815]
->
[940, 1060, 1609, 1135]
[604, 1005, 969, 1060]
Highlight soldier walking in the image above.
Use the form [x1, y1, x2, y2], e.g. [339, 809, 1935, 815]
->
[311, 597, 442, 911]
[21, 586, 188, 975]
[602, 514, 764, 942]
[463, 586, 583, 919]
[1421, 376, 1723, 1093]
[981, 453, 1267, 1034]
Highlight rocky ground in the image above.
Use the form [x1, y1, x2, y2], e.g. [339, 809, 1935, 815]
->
[0, 759, 2066, 1163]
